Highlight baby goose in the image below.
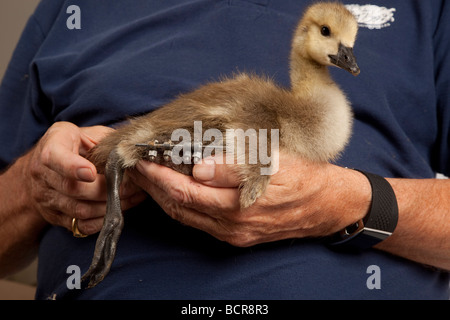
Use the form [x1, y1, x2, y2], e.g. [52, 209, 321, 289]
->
[81, 2, 360, 288]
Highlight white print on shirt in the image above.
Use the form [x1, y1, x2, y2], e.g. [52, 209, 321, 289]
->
[345, 4, 396, 30]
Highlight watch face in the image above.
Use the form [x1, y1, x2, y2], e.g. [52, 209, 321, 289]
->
[343, 220, 364, 236]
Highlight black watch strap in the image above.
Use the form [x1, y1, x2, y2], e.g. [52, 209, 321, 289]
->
[328, 170, 399, 250]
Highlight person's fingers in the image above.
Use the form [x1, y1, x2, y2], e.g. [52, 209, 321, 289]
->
[80, 125, 114, 143]
[25, 122, 149, 234]
[35, 186, 104, 234]
[129, 174, 281, 247]
[41, 167, 144, 203]
[40, 192, 106, 220]
[79, 125, 115, 156]
[73, 216, 105, 236]
[130, 162, 240, 215]
[192, 157, 240, 188]
[40, 167, 107, 200]
[120, 172, 144, 199]
[54, 191, 147, 235]
[41, 146, 96, 182]
[39, 124, 97, 182]
[132, 175, 232, 240]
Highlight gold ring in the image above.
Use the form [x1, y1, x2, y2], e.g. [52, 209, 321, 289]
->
[72, 218, 88, 238]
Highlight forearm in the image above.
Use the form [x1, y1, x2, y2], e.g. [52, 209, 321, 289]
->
[299, 165, 450, 270]
[0, 153, 48, 277]
[376, 178, 450, 271]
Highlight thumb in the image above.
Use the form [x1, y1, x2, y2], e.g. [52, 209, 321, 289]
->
[193, 157, 240, 188]
[39, 122, 97, 182]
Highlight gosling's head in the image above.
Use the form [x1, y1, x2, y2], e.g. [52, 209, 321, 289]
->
[293, 2, 360, 76]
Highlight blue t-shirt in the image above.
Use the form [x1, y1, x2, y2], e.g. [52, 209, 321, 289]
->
[0, 0, 449, 299]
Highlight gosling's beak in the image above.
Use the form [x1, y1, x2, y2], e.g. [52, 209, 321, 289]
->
[329, 43, 360, 76]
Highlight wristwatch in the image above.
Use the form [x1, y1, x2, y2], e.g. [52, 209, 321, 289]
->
[328, 170, 399, 250]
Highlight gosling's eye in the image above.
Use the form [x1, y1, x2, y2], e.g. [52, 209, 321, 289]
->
[321, 26, 331, 37]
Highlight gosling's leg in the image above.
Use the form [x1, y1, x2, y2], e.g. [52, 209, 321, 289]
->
[81, 148, 124, 288]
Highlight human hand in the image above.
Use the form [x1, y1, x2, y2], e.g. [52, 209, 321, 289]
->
[128, 152, 371, 247]
[24, 122, 146, 235]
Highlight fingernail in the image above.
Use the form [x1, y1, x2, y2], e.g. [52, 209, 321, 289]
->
[76, 168, 94, 181]
[193, 159, 215, 181]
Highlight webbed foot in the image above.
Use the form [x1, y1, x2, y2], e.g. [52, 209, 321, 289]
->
[82, 149, 124, 288]
[81, 213, 124, 288]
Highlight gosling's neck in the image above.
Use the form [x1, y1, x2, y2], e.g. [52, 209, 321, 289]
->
[289, 54, 337, 99]
[288, 52, 353, 162]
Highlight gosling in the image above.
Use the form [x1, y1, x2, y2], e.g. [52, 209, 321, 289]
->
[81, 2, 360, 288]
